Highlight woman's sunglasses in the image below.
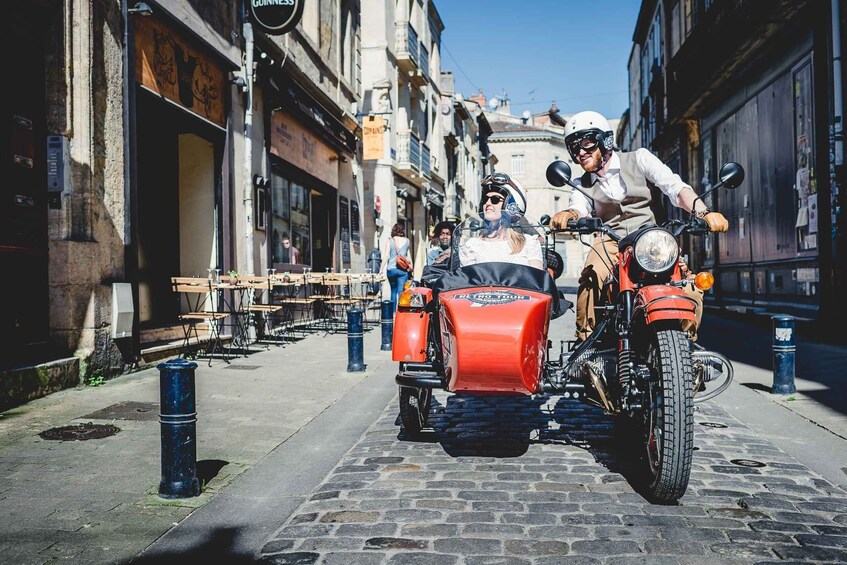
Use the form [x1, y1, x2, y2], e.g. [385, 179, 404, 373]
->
[482, 194, 506, 205]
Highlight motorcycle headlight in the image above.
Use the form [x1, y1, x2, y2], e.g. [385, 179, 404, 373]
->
[633, 229, 679, 273]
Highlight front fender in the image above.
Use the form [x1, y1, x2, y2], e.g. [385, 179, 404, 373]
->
[634, 285, 696, 325]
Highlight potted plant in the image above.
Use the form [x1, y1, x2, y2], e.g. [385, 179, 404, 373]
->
[228, 270, 239, 285]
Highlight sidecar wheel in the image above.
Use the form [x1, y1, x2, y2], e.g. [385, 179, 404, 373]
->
[643, 328, 694, 503]
[399, 386, 431, 435]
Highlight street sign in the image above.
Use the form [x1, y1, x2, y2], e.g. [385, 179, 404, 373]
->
[249, 0, 304, 35]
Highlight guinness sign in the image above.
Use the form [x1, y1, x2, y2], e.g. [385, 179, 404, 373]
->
[249, 0, 304, 35]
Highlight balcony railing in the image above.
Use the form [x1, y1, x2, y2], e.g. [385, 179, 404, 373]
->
[396, 131, 431, 178]
[395, 22, 419, 74]
[665, 0, 804, 119]
[418, 44, 429, 78]
[410, 134, 421, 173]
[421, 143, 431, 177]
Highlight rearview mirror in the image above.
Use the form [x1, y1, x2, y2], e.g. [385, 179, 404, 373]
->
[546, 160, 572, 188]
[540, 214, 551, 226]
[719, 162, 745, 189]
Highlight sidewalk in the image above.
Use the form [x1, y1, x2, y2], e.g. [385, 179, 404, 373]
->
[0, 325, 398, 564]
[0, 296, 846, 563]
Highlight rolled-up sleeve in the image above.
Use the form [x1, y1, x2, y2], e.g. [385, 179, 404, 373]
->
[636, 147, 691, 208]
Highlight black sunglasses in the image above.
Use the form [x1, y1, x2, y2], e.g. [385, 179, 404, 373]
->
[482, 194, 506, 205]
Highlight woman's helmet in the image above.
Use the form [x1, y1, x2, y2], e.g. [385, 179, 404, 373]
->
[564, 110, 615, 168]
[480, 172, 527, 219]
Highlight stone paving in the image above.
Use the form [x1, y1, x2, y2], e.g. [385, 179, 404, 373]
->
[257, 391, 847, 564]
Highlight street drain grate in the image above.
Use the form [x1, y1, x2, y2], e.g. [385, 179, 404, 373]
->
[730, 459, 766, 468]
[700, 422, 728, 429]
[82, 401, 159, 421]
[39, 422, 120, 441]
[223, 365, 261, 371]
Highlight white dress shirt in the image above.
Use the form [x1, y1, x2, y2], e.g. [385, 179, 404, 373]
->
[567, 149, 691, 217]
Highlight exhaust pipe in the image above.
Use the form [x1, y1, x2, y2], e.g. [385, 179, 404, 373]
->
[582, 363, 618, 413]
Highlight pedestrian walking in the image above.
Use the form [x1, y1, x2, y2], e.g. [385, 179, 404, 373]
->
[382, 222, 413, 312]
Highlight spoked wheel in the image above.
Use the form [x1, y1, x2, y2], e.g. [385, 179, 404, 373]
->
[643, 328, 694, 503]
[399, 386, 432, 435]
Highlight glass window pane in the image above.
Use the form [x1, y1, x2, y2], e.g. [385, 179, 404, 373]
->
[271, 174, 290, 264]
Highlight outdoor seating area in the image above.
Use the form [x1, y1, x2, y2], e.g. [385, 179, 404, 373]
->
[170, 272, 385, 364]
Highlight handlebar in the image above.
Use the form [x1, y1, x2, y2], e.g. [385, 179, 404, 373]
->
[548, 215, 716, 241]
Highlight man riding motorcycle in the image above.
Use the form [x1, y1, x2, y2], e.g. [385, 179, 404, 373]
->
[550, 110, 729, 341]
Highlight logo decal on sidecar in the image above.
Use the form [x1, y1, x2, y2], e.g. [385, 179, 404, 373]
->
[455, 290, 530, 306]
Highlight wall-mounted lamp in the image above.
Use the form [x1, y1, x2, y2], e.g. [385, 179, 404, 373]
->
[127, 1, 153, 16]
[230, 75, 247, 92]
[259, 51, 275, 66]
[329, 155, 349, 163]
[253, 174, 270, 188]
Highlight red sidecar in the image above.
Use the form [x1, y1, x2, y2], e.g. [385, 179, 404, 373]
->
[393, 256, 565, 433]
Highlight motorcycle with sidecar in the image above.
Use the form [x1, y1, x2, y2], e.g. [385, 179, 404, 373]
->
[392, 161, 743, 503]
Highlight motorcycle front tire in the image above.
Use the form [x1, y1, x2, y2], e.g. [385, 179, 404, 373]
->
[643, 328, 694, 503]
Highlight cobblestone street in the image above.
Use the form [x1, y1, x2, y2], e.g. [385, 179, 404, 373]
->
[258, 392, 847, 564]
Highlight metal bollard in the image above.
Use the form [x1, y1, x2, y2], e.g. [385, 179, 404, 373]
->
[380, 299, 394, 351]
[157, 358, 200, 498]
[347, 308, 366, 372]
[771, 315, 797, 395]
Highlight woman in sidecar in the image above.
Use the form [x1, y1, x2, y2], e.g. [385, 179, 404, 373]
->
[394, 173, 567, 433]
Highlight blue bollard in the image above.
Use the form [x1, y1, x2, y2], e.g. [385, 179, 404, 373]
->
[380, 299, 394, 351]
[772, 315, 797, 395]
[347, 308, 366, 372]
[157, 358, 200, 498]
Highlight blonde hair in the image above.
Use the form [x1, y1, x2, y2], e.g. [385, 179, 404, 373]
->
[507, 229, 526, 255]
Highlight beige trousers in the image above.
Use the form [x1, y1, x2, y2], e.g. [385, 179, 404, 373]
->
[575, 237, 703, 341]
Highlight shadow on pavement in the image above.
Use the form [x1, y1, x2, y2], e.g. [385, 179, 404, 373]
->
[699, 311, 847, 417]
[398, 394, 652, 500]
[128, 527, 257, 563]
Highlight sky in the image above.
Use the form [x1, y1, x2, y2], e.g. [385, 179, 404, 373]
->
[436, 0, 643, 121]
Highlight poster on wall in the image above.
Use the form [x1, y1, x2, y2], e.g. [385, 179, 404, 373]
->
[339, 195, 351, 264]
[351, 200, 361, 245]
[134, 15, 226, 127]
[363, 116, 385, 160]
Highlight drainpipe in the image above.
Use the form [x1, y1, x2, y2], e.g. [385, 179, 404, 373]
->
[833, 0, 844, 166]
[243, 19, 255, 275]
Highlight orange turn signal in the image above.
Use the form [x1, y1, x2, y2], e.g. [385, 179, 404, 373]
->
[694, 271, 715, 291]
[398, 289, 426, 309]
[403, 280, 413, 290]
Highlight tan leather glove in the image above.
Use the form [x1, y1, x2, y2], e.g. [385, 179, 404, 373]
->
[700, 211, 728, 233]
[551, 209, 581, 229]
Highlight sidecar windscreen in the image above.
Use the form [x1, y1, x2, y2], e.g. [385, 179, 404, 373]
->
[430, 262, 561, 317]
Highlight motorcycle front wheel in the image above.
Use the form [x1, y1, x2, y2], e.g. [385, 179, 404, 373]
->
[398, 385, 432, 435]
[643, 328, 694, 503]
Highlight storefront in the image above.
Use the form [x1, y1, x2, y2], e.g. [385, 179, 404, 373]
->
[131, 12, 231, 332]
[265, 72, 357, 273]
[696, 35, 821, 317]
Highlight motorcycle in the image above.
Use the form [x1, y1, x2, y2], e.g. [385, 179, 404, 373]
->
[392, 160, 742, 503]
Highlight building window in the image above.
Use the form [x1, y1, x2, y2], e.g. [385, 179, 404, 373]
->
[271, 172, 312, 266]
[511, 154, 525, 177]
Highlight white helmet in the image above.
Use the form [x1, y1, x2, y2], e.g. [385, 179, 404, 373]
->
[480, 172, 527, 219]
[564, 110, 615, 165]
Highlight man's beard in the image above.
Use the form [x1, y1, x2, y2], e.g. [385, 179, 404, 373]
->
[581, 152, 602, 172]
[439, 240, 450, 250]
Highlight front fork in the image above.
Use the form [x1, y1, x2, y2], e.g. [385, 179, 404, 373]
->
[617, 290, 646, 413]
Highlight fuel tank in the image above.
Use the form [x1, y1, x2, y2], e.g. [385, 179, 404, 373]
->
[439, 287, 551, 395]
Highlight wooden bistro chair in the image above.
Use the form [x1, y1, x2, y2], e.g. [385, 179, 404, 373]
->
[241, 275, 284, 347]
[271, 273, 316, 337]
[171, 276, 229, 366]
[320, 273, 361, 333]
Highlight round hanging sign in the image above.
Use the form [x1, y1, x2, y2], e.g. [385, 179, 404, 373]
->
[249, 0, 305, 35]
